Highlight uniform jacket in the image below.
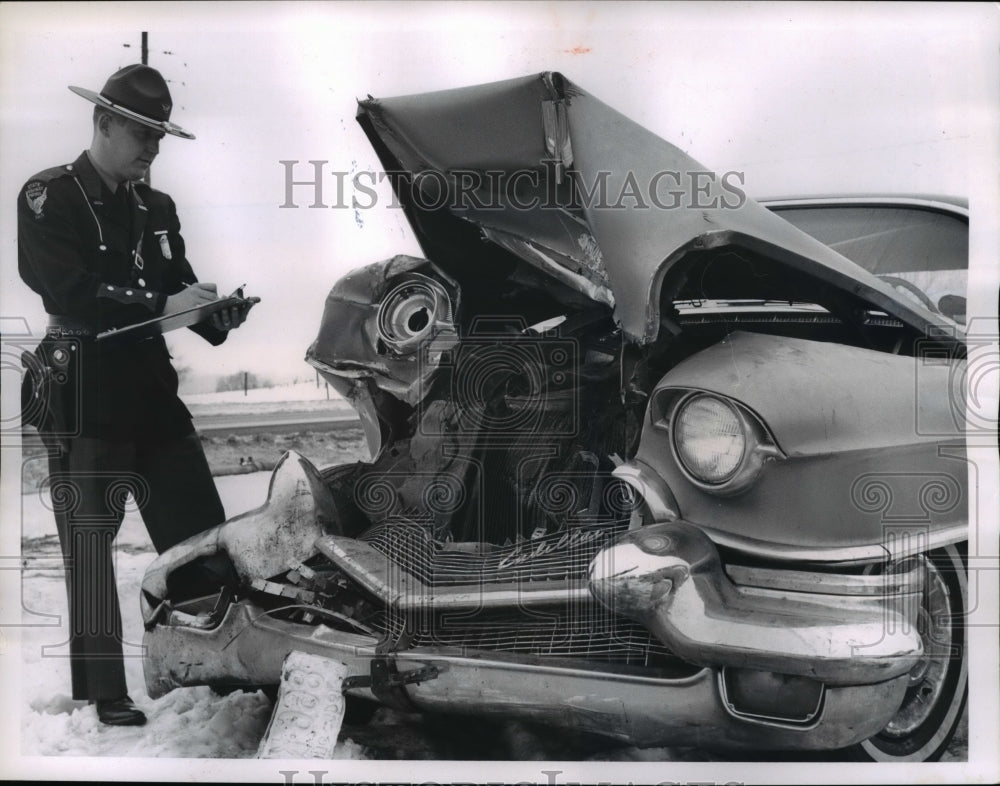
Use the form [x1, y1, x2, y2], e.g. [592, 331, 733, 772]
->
[18, 150, 228, 439]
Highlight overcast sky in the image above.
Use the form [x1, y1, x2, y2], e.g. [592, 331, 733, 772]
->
[1, 2, 997, 387]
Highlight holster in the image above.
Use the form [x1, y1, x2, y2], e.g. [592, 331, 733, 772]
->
[21, 336, 80, 448]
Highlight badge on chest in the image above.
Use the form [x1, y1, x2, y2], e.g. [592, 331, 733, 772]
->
[155, 230, 173, 260]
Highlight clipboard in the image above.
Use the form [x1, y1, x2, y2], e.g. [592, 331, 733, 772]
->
[96, 293, 259, 347]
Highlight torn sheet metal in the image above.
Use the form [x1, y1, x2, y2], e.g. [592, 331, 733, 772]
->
[305, 255, 459, 408]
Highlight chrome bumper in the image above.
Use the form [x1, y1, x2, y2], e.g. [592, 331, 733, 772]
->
[142, 598, 909, 750]
[589, 520, 925, 685]
[139, 456, 924, 750]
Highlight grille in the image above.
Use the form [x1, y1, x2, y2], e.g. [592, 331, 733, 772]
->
[360, 517, 630, 587]
[354, 518, 683, 667]
[396, 603, 675, 667]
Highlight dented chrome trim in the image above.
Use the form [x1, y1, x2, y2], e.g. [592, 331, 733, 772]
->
[141, 451, 339, 623]
[589, 521, 924, 685]
[724, 561, 925, 596]
[611, 459, 680, 520]
[717, 669, 826, 729]
[143, 597, 911, 750]
[761, 195, 968, 218]
[698, 522, 969, 566]
[316, 534, 593, 610]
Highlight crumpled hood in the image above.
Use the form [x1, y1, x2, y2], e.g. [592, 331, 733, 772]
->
[357, 71, 955, 343]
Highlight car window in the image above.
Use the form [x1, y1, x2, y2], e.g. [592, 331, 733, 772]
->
[770, 205, 968, 322]
[770, 205, 968, 274]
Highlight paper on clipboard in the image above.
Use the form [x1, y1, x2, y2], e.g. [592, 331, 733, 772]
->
[96, 294, 259, 347]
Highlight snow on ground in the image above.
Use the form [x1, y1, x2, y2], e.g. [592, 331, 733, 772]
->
[184, 381, 337, 406]
[183, 381, 355, 418]
[17, 471, 364, 759]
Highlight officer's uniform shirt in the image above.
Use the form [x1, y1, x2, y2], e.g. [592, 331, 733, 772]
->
[18, 150, 227, 440]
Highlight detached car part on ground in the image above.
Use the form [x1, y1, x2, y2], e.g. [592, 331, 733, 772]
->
[141, 73, 968, 761]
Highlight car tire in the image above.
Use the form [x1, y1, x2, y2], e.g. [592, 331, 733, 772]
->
[343, 695, 379, 725]
[847, 543, 968, 762]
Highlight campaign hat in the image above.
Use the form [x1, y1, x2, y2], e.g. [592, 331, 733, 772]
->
[69, 64, 194, 140]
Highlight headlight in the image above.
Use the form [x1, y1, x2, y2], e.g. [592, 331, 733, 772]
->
[376, 273, 454, 355]
[673, 394, 746, 483]
[659, 391, 782, 495]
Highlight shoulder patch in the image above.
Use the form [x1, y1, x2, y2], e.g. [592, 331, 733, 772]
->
[24, 181, 48, 218]
[20, 164, 77, 218]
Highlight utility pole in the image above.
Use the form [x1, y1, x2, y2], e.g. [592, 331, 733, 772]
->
[141, 32, 150, 185]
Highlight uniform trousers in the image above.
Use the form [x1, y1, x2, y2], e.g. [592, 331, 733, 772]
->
[46, 431, 224, 700]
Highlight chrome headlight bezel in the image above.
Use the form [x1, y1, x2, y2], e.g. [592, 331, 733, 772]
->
[655, 390, 782, 496]
[375, 272, 455, 355]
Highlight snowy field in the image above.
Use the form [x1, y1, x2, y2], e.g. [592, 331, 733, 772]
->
[183, 381, 356, 419]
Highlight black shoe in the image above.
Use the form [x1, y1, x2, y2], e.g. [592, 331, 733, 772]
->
[93, 695, 147, 726]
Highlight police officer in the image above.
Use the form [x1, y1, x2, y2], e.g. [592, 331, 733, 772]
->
[18, 64, 251, 726]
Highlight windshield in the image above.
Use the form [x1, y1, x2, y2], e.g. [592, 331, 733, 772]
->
[768, 204, 968, 323]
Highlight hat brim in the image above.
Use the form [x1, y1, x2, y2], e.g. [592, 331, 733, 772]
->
[69, 85, 195, 140]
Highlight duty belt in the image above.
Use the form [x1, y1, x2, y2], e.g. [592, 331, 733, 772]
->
[46, 315, 96, 339]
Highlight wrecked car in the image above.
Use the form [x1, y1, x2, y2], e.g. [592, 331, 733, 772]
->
[140, 73, 968, 761]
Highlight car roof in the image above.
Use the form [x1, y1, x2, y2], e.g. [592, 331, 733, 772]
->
[758, 194, 968, 215]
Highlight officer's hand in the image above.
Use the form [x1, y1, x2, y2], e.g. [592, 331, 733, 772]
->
[163, 283, 219, 315]
[210, 303, 250, 332]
